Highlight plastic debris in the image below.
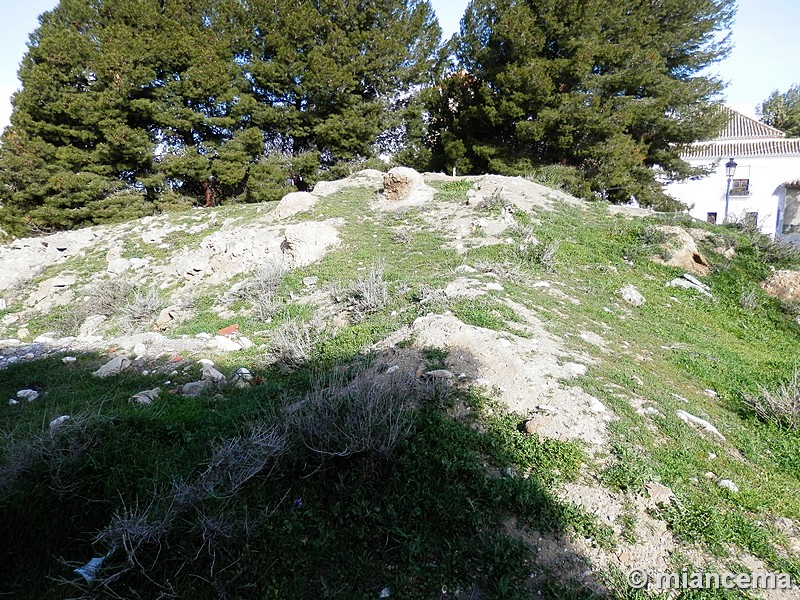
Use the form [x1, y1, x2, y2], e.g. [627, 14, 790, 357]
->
[74, 556, 105, 584]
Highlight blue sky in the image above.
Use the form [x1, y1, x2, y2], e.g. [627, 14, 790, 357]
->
[1, 0, 798, 132]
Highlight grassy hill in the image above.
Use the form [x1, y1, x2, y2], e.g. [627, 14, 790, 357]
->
[1, 171, 799, 599]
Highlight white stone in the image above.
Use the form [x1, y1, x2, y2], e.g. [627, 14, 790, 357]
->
[198, 359, 215, 367]
[676, 409, 725, 441]
[587, 397, 607, 413]
[92, 356, 132, 378]
[230, 367, 254, 388]
[107, 258, 131, 274]
[238, 336, 254, 350]
[425, 369, 454, 380]
[49, 415, 70, 430]
[619, 284, 645, 306]
[455, 264, 477, 274]
[181, 380, 213, 397]
[8, 399, 19, 406]
[133, 343, 147, 358]
[17, 389, 39, 402]
[563, 362, 587, 377]
[34, 335, 55, 344]
[129, 257, 149, 270]
[62, 356, 77, 364]
[78, 315, 107, 338]
[271, 191, 318, 220]
[201, 366, 226, 385]
[131, 387, 161, 405]
[214, 335, 242, 352]
[718, 479, 739, 493]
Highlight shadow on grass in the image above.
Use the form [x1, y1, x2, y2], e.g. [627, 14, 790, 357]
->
[0, 347, 655, 599]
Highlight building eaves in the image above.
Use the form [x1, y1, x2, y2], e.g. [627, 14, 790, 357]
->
[683, 139, 800, 160]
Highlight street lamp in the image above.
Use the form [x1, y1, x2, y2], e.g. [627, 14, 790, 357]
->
[724, 157, 737, 221]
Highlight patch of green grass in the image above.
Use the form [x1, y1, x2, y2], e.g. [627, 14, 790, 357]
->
[0, 349, 607, 599]
[429, 178, 474, 204]
[601, 442, 655, 493]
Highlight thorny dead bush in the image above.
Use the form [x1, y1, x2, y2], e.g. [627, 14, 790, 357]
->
[639, 224, 668, 246]
[728, 216, 800, 264]
[391, 227, 412, 245]
[295, 362, 418, 458]
[743, 368, 800, 430]
[192, 423, 288, 499]
[528, 239, 560, 271]
[96, 498, 170, 570]
[0, 412, 103, 497]
[346, 261, 389, 320]
[475, 189, 506, 212]
[472, 259, 523, 281]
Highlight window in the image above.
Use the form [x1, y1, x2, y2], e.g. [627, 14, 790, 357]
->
[706, 212, 717, 224]
[729, 179, 750, 196]
[744, 212, 758, 228]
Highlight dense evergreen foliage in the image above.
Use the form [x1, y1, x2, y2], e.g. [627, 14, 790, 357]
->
[0, 0, 741, 231]
[424, 0, 735, 207]
[758, 84, 800, 137]
[0, 0, 440, 233]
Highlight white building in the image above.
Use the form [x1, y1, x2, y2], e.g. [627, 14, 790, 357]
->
[664, 108, 800, 244]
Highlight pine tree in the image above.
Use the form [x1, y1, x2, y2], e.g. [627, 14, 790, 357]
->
[758, 85, 800, 137]
[426, 0, 734, 206]
[242, 0, 441, 190]
[0, 0, 442, 233]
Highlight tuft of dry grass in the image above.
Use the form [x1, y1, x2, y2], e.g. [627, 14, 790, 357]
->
[195, 423, 287, 498]
[236, 262, 285, 321]
[740, 289, 760, 311]
[121, 286, 165, 329]
[268, 318, 324, 373]
[346, 261, 388, 320]
[294, 362, 417, 458]
[743, 368, 800, 430]
[86, 279, 137, 316]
